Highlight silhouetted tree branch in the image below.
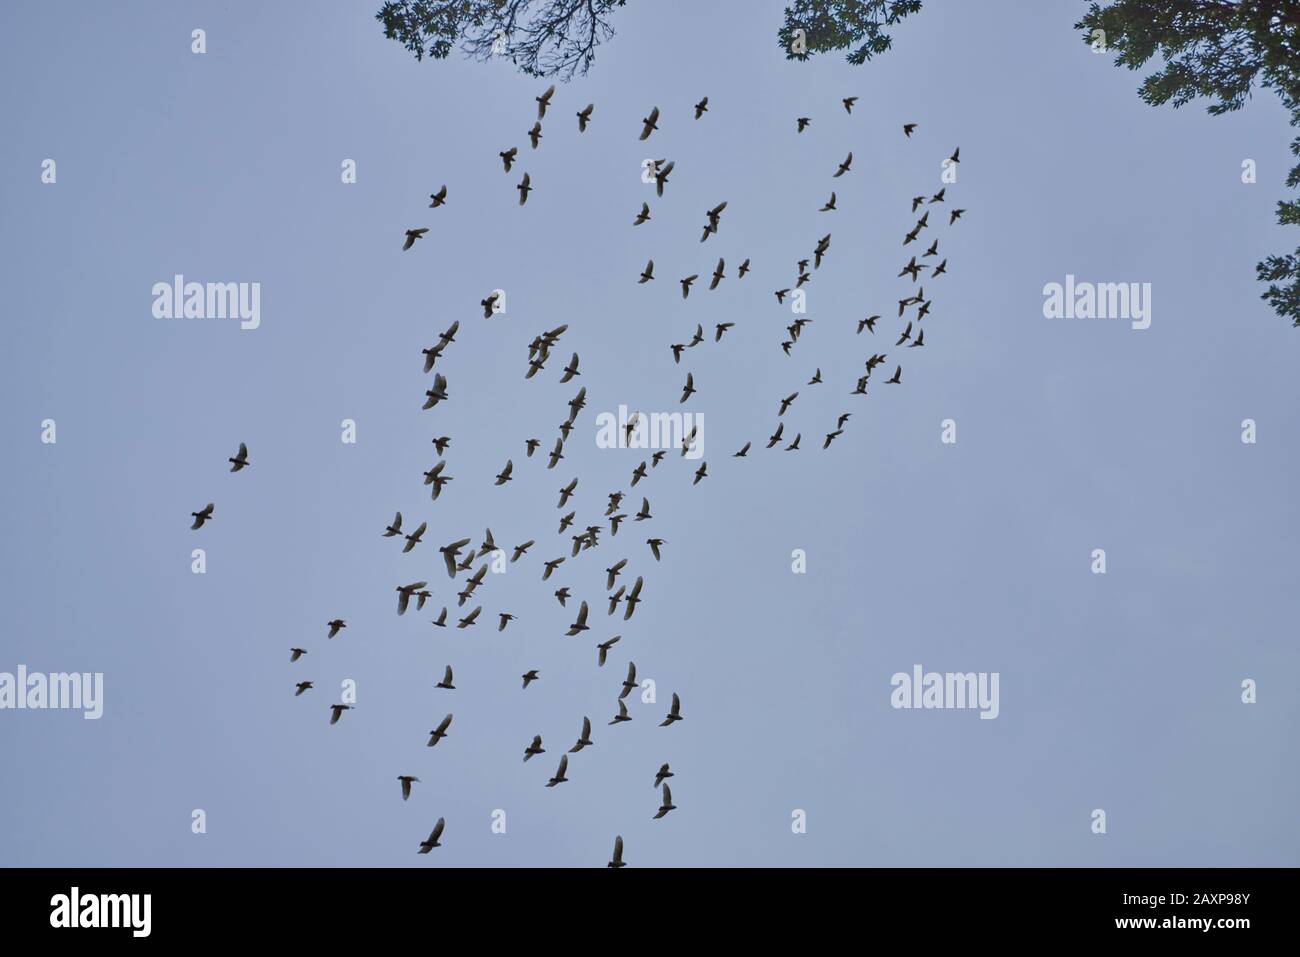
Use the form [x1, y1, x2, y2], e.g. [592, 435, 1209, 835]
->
[376, 0, 626, 79]
[1078, 0, 1300, 326]
[777, 0, 922, 64]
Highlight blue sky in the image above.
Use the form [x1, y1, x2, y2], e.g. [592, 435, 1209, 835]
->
[0, 0, 1297, 866]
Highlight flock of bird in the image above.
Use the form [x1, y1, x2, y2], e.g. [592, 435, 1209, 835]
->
[191, 84, 965, 867]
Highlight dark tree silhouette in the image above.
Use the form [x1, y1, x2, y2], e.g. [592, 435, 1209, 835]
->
[376, 1, 927, 75]
[1076, 0, 1300, 326]
[778, 0, 922, 64]
[375, 0, 627, 79]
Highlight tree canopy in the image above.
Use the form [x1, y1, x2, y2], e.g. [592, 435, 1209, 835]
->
[777, 0, 923, 64]
[1077, 0, 1300, 326]
[376, 0, 627, 80]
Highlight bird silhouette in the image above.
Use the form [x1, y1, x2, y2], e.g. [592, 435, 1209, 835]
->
[418, 818, 445, 853]
[608, 835, 626, 868]
[569, 716, 594, 752]
[654, 783, 677, 818]
[427, 714, 453, 747]
[190, 503, 214, 530]
[639, 106, 660, 140]
[546, 754, 569, 787]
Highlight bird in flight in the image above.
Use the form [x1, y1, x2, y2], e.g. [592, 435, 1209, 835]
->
[709, 258, 725, 289]
[294, 681, 312, 696]
[566, 600, 590, 636]
[228, 443, 249, 472]
[528, 121, 542, 149]
[608, 835, 626, 868]
[418, 818, 445, 853]
[402, 521, 427, 553]
[439, 537, 471, 578]
[190, 503, 214, 530]
[536, 84, 556, 118]
[660, 692, 683, 726]
[546, 754, 570, 787]
[402, 228, 428, 251]
[623, 577, 644, 620]
[423, 461, 451, 500]
[428, 185, 447, 208]
[834, 153, 852, 178]
[655, 763, 674, 787]
[569, 716, 594, 752]
[398, 775, 420, 800]
[558, 477, 578, 509]
[576, 102, 593, 131]
[694, 96, 709, 119]
[422, 373, 450, 410]
[517, 172, 531, 205]
[328, 703, 352, 725]
[436, 666, 455, 690]
[289, 648, 306, 662]
[499, 147, 517, 171]
[843, 96, 858, 113]
[796, 117, 811, 132]
[654, 160, 674, 196]
[701, 201, 728, 242]
[654, 783, 677, 819]
[396, 581, 428, 615]
[327, 619, 346, 638]
[597, 635, 620, 666]
[523, 733, 545, 760]
[639, 106, 660, 140]
[426, 714, 453, 747]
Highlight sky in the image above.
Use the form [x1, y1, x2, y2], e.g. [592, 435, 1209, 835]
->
[0, 0, 1297, 867]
